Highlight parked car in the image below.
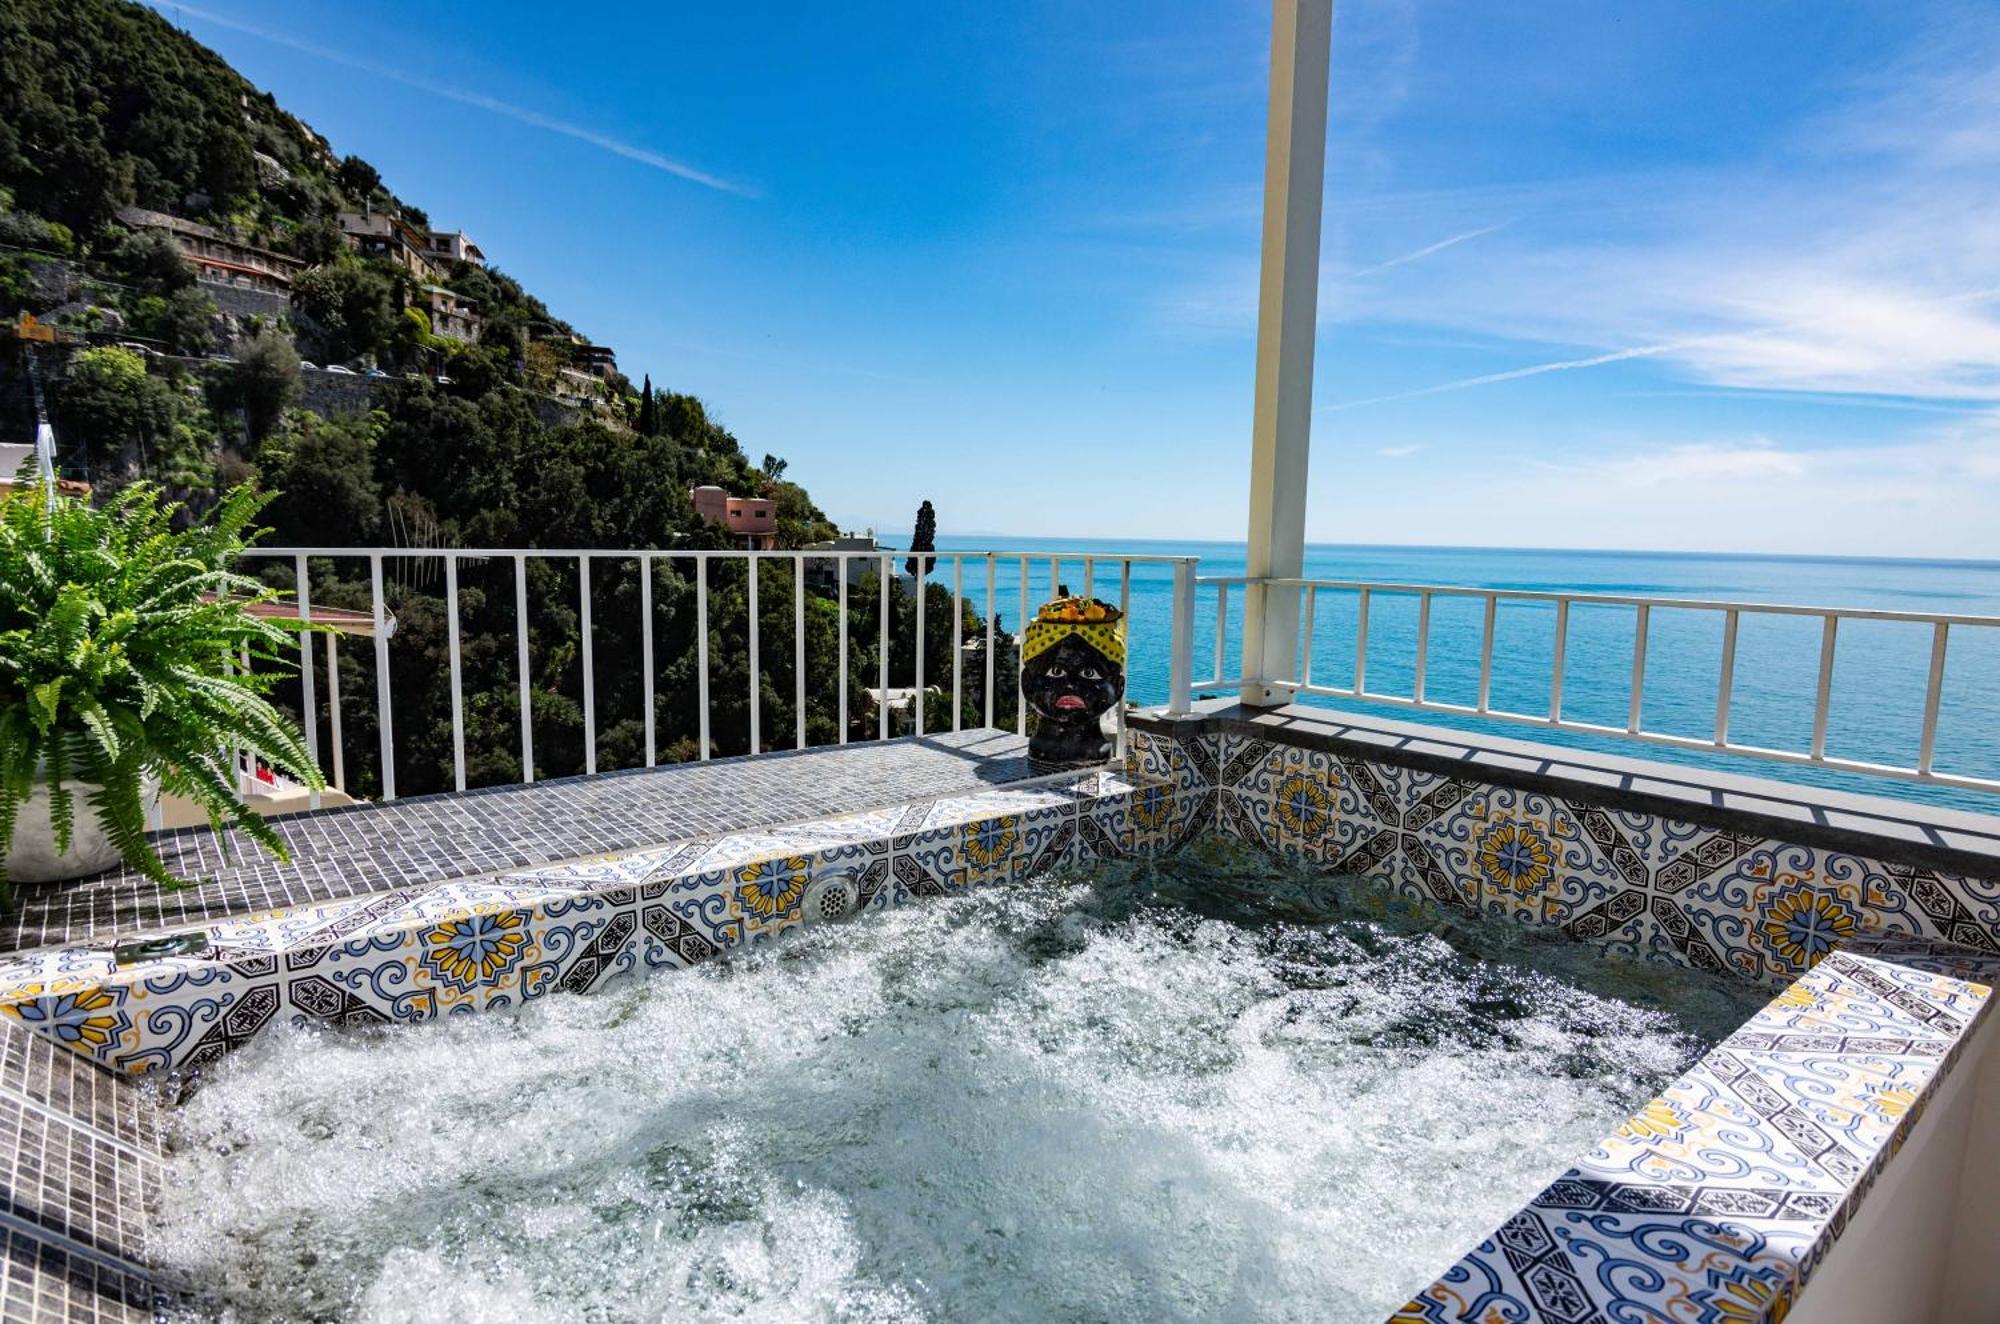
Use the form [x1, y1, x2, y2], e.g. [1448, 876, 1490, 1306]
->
[435, 375, 454, 385]
[298, 361, 318, 371]
[365, 367, 389, 379]
[325, 364, 356, 376]
[206, 353, 237, 365]
[114, 342, 156, 358]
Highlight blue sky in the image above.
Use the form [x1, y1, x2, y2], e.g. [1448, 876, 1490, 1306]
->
[152, 1, 2000, 556]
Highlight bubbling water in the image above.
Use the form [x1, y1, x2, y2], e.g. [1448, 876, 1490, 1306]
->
[153, 839, 1764, 1322]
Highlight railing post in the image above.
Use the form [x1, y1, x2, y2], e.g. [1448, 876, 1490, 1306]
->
[696, 555, 711, 760]
[984, 555, 997, 730]
[446, 553, 465, 792]
[747, 555, 760, 756]
[1168, 559, 1196, 714]
[579, 554, 596, 775]
[952, 556, 964, 732]
[294, 553, 319, 809]
[369, 552, 395, 801]
[794, 554, 807, 751]
[1811, 614, 1838, 759]
[1240, 0, 1333, 707]
[640, 554, 656, 767]
[878, 554, 891, 740]
[515, 553, 534, 782]
[325, 631, 344, 793]
[915, 552, 927, 736]
[837, 557, 849, 745]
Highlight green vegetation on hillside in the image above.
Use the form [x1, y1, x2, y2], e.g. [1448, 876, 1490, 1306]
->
[0, 0, 1022, 795]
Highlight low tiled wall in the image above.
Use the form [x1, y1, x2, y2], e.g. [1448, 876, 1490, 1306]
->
[1126, 714, 2000, 989]
[0, 768, 1194, 1077]
[1126, 708, 2000, 1324]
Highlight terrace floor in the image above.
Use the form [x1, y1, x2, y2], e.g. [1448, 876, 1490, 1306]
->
[0, 729, 1037, 954]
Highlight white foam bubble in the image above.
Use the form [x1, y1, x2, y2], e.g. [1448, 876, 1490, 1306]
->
[153, 851, 1756, 1322]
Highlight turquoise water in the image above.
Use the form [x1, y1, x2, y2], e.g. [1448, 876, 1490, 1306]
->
[934, 537, 2000, 813]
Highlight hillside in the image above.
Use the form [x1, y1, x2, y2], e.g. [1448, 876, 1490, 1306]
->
[0, 0, 1007, 792]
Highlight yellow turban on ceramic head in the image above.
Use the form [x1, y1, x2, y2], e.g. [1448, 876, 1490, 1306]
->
[1022, 597, 1126, 667]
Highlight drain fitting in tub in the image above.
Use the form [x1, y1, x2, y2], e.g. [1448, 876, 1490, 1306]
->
[803, 875, 860, 925]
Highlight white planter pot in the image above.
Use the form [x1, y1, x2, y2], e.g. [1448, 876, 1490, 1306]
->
[3, 777, 159, 885]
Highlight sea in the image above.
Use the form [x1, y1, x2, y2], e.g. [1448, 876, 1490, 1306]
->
[932, 536, 2000, 814]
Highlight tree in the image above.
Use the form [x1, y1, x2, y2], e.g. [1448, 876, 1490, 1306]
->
[227, 328, 301, 444]
[54, 346, 179, 479]
[136, 287, 218, 356]
[637, 374, 657, 436]
[905, 499, 936, 578]
[761, 453, 788, 482]
[258, 409, 384, 546]
[292, 259, 396, 364]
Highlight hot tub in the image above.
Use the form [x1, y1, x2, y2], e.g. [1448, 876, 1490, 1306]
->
[149, 840, 1763, 1322]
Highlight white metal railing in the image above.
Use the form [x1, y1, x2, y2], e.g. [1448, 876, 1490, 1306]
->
[235, 546, 1999, 805]
[1253, 577, 2000, 796]
[245, 547, 1198, 803]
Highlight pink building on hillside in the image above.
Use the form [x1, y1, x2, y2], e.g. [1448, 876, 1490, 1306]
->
[689, 485, 777, 548]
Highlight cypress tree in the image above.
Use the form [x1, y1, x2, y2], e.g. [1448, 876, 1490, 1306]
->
[905, 499, 937, 577]
[637, 374, 657, 435]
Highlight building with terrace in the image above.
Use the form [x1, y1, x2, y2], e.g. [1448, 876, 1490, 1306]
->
[336, 207, 439, 280]
[689, 484, 778, 548]
[420, 283, 479, 342]
[114, 207, 304, 296]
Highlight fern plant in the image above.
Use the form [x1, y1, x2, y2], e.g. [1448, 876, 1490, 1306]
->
[0, 482, 324, 892]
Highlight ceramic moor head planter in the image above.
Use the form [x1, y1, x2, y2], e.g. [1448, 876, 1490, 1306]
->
[1021, 596, 1126, 765]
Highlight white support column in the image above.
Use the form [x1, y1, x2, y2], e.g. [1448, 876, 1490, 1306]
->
[1240, 0, 1333, 707]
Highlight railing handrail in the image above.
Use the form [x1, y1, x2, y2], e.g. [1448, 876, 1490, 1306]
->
[244, 547, 1202, 565]
[1261, 576, 2000, 629]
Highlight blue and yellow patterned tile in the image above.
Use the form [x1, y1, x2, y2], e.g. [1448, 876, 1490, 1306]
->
[1017, 800, 1085, 876]
[892, 826, 961, 903]
[1569, 1051, 1858, 1199]
[1413, 783, 1567, 925]
[115, 959, 288, 1074]
[1125, 782, 1178, 855]
[519, 891, 647, 1000]
[1393, 1204, 1801, 1324]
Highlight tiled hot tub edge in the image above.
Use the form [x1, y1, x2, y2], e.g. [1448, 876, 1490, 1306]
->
[0, 768, 1193, 1078]
[1126, 709, 2000, 1324]
[0, 764, 1195, 1320]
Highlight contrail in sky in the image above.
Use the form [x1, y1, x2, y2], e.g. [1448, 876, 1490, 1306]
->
[155, 3, 757, 197]
[1348, 223, 1508, 277]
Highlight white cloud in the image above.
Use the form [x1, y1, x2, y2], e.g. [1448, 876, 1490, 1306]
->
[1310, 414, 2000, 556]
[1376, 443, 1425, 457]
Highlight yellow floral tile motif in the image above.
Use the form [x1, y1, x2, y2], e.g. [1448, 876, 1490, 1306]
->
[419, 910, 530, 994]
[1, 983, 131, 1056]
[1131, 785, 1174, 832]
[1617, 1098, 1692, 1145]
[1758, 882, 1859, 971]
[1774, 981, 1822, 1011]
[1863, 1083, 1916, 1123]
[1475, 820, 1555, 897]
[961, 817, 1020, 870]
[734, 856, 812, 918]
[1273, 772, 1330, 838]
[1688, 1261, 1792, 1323]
